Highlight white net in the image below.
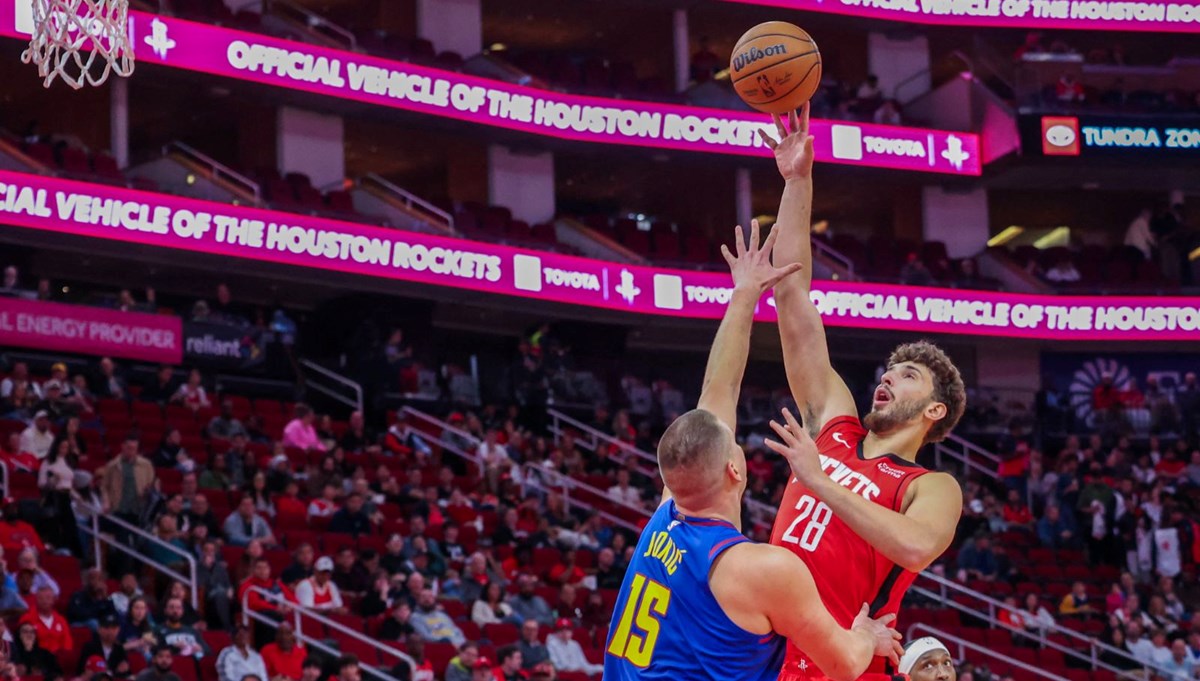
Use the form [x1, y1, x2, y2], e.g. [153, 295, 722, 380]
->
[20, 0, 134, 89]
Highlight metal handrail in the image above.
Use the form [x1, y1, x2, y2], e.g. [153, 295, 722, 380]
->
[518, 463, 649, 533]
[360, 174, 455, 231]
[946, 433, 1001, 463]
[299, 358, 363, 412]
[264, 0, 357, 50]
[892, 50, 975, 105]
[546, 409, 657, 473]
[933, 432, 1001, 480]
[812, 237, 854, 277]
[905, 623, 1069, 681]
[400, 406, 480, 449]
[913, 571, 1157, 679]
[242, 586, 415, 679]
[932, 442, 998, 480]
[163, 141, 262, 203]
[76, 500, 198, 609]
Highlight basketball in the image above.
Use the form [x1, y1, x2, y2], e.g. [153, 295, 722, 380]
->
[730, 21, 821, 114]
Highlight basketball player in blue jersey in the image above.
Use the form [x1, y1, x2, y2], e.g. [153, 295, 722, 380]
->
[604, 222, 904, 681]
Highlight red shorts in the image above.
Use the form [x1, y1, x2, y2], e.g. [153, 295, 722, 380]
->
[778, 673, 906, 681]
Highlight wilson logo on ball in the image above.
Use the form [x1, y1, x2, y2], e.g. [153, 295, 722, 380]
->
[732, 44, 788, 72]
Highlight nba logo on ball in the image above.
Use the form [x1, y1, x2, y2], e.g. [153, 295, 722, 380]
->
[730, 22, 822, 114]
[1042, 116, 1080, 156]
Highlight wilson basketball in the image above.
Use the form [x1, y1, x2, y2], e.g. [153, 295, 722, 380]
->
[730, 21, 821, 114]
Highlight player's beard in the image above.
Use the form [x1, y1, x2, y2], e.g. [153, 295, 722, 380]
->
[863, 396, 930, 434]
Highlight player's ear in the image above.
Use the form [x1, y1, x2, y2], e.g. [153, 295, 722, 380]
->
[924, 401, 948, 423]
[726, 459, 743, 483]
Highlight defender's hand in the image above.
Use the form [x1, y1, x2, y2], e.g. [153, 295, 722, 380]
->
[720, 220, 804, 295]
[764, 407, 822, 486]
[758, 103, 814, 181]
[852, 604, 904, 667]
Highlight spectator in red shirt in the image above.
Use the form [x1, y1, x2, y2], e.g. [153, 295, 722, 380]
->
[1055, 73, 1085, 102]
[1119, 378, 1145, 409]
[1092, 375, 1120, 409]
[261, 623, 307, 681]
[18, 586, 72, 653]
[1001, 489, 1034, 528]
[1156, 451, 1186, 483]
[0, 499, 45, 555]
[547, 550, 584, 586]
[238, 558, 297, 616]
[275, 481, 307, 523]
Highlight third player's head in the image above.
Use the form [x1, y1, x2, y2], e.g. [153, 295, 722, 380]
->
[865, 341, 965, 444]
[657, 409, 746, 508]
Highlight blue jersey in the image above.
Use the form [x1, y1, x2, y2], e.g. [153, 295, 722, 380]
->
[604, 500, 785, 680]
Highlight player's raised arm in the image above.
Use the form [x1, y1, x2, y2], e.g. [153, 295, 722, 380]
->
[759, 105, 856, 435]
[767, 408, 962, 571]
[695, 220, 803, 432]
[657, 222, 800, 507]
[714, 543, 903, 681]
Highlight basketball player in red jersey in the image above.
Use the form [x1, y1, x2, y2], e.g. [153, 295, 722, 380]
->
[758, 104, 967, 681]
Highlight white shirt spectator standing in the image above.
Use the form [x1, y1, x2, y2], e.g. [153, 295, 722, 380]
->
[216, 626, 269, 681]
[1125, 208, 1156, 259]
[294, 557, 344, 612]
[546, 619, 602, 675]
[19, 412, 54, 460]
[478, 431, 511, 492]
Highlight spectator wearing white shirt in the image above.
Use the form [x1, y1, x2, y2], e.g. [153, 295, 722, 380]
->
[1162, 639, 1199, 680]
[607, 469, 642, 508]
[1125, 621, 1157, 666]
[294, 557, 346, 614]
[0, 362, 42, 401]
[546, 618, 602, 676]
[216, 626, 269, 681]
[306, 484, 340, 520]
[1125, 208, 1155, 259]
[478, 430, 510, 493]
[18, 411, 54, 460]
[1150, 630, 1175, 669]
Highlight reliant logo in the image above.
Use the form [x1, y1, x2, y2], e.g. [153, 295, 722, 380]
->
[543, 267, 600, 291]
[615, 269, 641, 305]
[731, 44, 788, 73]
[877, 461, 906, 479]
[145, 18, 177, 60]
[186, 334, 241, 358]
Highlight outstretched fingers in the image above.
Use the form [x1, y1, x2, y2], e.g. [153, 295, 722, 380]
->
[765, 262, 804, 289]
[768, 418, 799, 447]
[720, 243, 735, 269]
[734, 224, 747, 257]
[760, 224, 781, 262]
[774, 113, 788, 140]
[758, 128, 779, 150]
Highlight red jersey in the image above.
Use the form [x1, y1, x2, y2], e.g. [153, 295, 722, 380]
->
[770, 415, 929, 678]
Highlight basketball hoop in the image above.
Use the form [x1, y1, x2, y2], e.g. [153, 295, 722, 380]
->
[20, 0, 134, 90]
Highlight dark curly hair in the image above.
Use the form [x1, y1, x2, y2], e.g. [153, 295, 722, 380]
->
[888, 340, 965, 444]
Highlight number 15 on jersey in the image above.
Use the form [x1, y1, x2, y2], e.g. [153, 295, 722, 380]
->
[607, 573, 672, 668]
